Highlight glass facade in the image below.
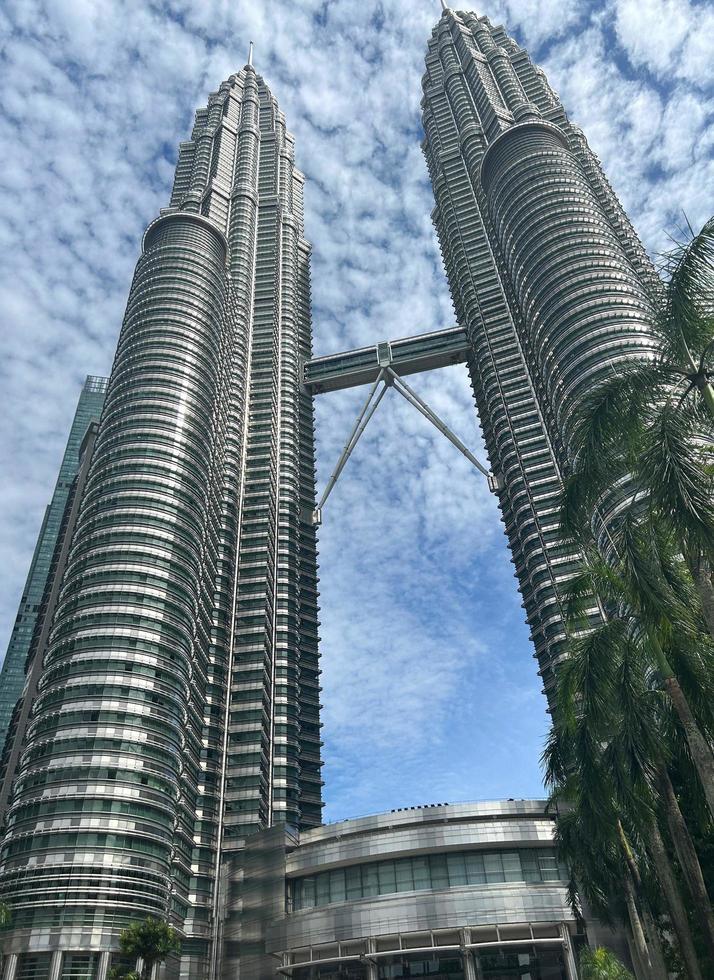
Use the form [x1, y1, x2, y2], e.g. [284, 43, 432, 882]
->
[0, 61, 321, 979]
[290, 848, 568, 910]
[377, 953, 464, 979]
[422, 10, 661, 709]
[290, 948, 568, 980]
[0, 376, 107, 750]
[478, 947, 567, 979]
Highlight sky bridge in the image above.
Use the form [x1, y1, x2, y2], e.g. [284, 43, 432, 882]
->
[303, 326, 469, 393]
[304, 326, 499, 524]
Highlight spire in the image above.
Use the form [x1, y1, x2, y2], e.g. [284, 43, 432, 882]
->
[248, 40, 254, 67]
[440, 0, 450, 10]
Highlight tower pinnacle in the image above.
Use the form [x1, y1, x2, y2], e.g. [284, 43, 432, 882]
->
[440, 0, 450, 10]
[248, 40, 254, 66]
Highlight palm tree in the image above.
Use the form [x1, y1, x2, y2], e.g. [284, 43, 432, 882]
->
[118, 918, 181, 980]
[564, 529, 714, 825]
[546, 589, 714, 978]
[559, 217, 714, 814]
[0, 903, 10, 976]
[545, 768, 667, 980]
[579, 946, 634, 980]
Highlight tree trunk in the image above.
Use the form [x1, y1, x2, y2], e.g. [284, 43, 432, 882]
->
[623, 869, 667, 980]
[626, 932, 649, 980]
[626, 933, 645, 980]
[618, 822, 669, 980]
[617, 819, 643, 890]
[663, 674, 714, 817]
[641, 896, 670, 980]
[647, 818, 704, 979]
[660, 766, 714, 962]
[685, 547, 714, 642]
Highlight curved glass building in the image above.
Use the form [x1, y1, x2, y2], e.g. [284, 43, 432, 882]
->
[0, 6, 660, 978]
[0, 60, 322, 980]
[421, 8, 661, 706]
[225, 801, 591, 980]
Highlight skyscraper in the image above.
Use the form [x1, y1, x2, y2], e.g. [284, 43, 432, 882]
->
[0, 376, 107, 750]
[421, 7, 660, 706]
[0, 8, 660, 978]
[0, 58, 321, 979]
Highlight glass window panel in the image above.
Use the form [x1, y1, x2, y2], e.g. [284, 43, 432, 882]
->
[412, 856, 430, 890]
[395, 859, 414, 892]
[537, 851, 561, 882]
[378, 960, 403, 979]
[483, 853, 505, 883]
[502, 851, 522, 882]
[301, 877, 316, 908]
[446, 852, 467, 886]
[378, 861, 396, 894]
[329, 868, 346, 903]
[429, 854, 449, 889]
[465, 852, 486, 885]
[315, 873, 330, 906]
[345, 865, 363, 899]
[520, 851, 540, 883]
[362, 863, 380, 896]
[290, 849, 566, 913]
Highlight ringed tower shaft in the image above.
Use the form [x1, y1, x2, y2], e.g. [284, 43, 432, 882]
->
[0, 60, 322, 978]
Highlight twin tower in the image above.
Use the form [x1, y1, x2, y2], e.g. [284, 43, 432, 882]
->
[0, 8, 660, 980]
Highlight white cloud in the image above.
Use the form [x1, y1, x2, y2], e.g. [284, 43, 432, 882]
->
[0, 0, 710, 821]
[613, 0, 714, 87]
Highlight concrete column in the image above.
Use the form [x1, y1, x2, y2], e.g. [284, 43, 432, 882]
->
[2, 953, 18, 980]
[364, 939, 379, 980]
[561, 925, 579, 979]
[48, 950, 62, 980]
[96, 951, 111, 980]
[461, 930, 478, 980]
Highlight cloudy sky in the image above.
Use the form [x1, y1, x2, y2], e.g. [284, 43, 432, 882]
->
[0, 0, 712, 823]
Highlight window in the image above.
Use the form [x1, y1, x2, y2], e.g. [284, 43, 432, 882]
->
[289, 848, 566, 910]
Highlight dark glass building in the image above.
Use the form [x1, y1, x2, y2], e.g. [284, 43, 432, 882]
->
[0, 376, 107, 749]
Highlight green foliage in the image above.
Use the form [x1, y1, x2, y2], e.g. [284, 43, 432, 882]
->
[0, 903, 11, 930]
[118, 918, 181, 980]
[579, 946, 634, 980]
[560, 215, 714, 572]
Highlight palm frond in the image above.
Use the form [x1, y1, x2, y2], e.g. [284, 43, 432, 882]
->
[611, 637, 663, 788]
[569, 361, 667, 463]
[639, 401, 714, 554]
[541, 724, 571, 790]
[658, 215, 714, 364]
[557, 619, 627, 732]
[561, 564, 604, 629]
[560, 456, 630, 540]
[614, 511, 692, 633]
[651, 521, 707, 632]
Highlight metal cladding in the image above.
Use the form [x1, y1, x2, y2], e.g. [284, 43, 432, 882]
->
[0, 63, 322, 973]
[227, 801, 583, 980]
[421, 9, 661, 703]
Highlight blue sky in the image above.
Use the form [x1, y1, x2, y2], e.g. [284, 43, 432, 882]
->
[0, 0, 712, 823]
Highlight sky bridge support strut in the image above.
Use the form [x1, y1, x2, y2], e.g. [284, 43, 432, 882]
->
[311, 351, 495, 525]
